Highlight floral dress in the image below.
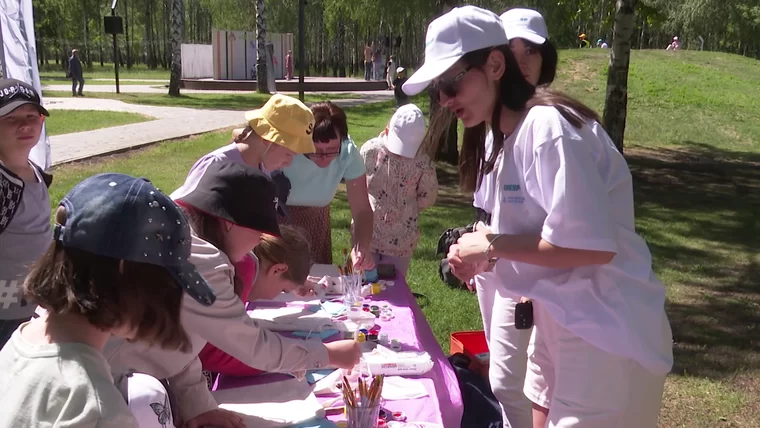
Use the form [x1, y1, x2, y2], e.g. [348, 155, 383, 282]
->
[360, 136, 438, 258]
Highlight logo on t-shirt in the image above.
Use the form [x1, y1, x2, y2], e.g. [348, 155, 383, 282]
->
[502, 183, 525, 204]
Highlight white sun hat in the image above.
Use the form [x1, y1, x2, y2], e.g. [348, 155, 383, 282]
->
[402, 5, 508, 96]
[500, 8, 549, 45]
[385, 104, 426, 159]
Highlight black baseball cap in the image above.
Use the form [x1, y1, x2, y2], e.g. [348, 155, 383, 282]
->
[0, 79, 49, 117]
[176, 161, 281, 237]
[56, 173, 216, 306]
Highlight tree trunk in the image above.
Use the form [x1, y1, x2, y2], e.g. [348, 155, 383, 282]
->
[255, 0, 269, 93]
[168, 0, 184, 96]
[602, 0, 636, 154]
[163, 0, 171, 68]
[337, 16, 346, 77]
[125, 0, 132, 68]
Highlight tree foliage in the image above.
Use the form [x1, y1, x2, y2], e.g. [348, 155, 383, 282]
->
[32, 0, 760, 72]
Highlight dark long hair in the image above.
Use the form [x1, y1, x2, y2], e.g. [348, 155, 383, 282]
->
[459, 45, 534, 193]
[457, 44, 600, 192]
[530, 39, 558, 86]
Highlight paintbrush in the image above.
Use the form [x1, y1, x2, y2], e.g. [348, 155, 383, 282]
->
[341, 376, 354, 407]
[342, 248, 350, 274]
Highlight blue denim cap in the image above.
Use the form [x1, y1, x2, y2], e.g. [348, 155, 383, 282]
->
[55, 173, 216, 306]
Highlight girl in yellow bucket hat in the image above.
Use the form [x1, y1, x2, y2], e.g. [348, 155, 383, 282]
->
[172, 93, 316, 200]
[171, 93, 318, 300]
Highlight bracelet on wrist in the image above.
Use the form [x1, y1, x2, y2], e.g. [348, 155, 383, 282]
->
[485, 234, 504, 259]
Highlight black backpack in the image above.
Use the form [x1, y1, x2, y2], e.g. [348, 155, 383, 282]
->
[449, 353, 504, 428]
[436, 224, 475, 290]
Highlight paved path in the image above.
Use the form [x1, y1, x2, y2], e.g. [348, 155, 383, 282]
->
[44, 93, 393, 166]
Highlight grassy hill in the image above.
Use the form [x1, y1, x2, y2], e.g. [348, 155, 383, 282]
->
[48, 49, 760, 427]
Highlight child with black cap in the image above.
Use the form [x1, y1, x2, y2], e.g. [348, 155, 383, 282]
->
[0, 173, 214, 427]
[0, 78, 54, 347]
[105, 161, 362, 428]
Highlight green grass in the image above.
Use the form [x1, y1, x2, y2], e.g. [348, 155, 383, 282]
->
[42, 91, 365, 111]
[39, 62, 170, 81]
[47, 50, 760, 427]
[45, 110, 152, 136]
[41, 78, 167, 86]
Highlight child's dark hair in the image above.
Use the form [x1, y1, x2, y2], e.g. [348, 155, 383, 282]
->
[24, 207, 191, 352]
[457, 45, 600, 192]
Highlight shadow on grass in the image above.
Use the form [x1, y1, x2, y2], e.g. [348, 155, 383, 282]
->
[626, 142, 760, 380]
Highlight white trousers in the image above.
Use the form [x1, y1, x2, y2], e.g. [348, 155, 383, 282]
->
[524, 302, 666, 428]
[475, 272, 533, 428]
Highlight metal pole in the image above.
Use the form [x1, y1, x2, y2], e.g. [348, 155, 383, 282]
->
[298, 0, 305, 102]
[111, 0, 120, 93]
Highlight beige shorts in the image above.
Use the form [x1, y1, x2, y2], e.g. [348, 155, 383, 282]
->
[524, 302, 666, 428]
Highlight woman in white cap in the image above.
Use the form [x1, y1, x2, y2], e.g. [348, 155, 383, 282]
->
[360, 104, 438, 276]
[470, 8, 557, 428]
[404, 5, 672, 428]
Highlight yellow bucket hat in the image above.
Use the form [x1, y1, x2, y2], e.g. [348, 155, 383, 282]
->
[244, 94, 316, 154]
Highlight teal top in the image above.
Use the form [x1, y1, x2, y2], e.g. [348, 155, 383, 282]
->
[282, 137, 366, 207]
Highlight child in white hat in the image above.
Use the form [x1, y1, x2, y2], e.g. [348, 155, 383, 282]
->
[360, 104, 438, 275]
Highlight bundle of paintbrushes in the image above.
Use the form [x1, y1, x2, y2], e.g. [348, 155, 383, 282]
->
[339, 248, 363, 309]
[341, 375, 384, 428]
[338, 248, 353, 276]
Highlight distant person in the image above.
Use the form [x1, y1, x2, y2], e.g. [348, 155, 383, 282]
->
[578, 33, 590, 48]
[666, 36, 681, 50]
[392, 67, 409, 107]
[373, 48, 383, 81]
[67, 49, 84, 97]
[285, 50, 293, 80]
[363, 43, 373, 81]
[597, 38, 609, 49]
[386, 55, 397, 89]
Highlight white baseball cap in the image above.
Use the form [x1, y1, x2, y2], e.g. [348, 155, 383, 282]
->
[396, 66, 405, 74]
[402, 5, 508, 96]
[385, 104, 426, 158]
[500, 8, 549, 45]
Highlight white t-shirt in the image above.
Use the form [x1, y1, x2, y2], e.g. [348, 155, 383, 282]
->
[491, 106, 673, 375]
[472, 132, 501, 214]
[0, 323, 138, 427]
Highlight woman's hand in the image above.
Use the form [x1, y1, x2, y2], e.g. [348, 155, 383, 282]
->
[446, 243, 489, 283]
[454, 222, 496, 264]
[325, 340, 363, 369]
[182, 408, 246, 428]
[351, 245, 376, 271]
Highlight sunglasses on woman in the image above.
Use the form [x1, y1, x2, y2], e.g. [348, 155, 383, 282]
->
[431, 66, 473, 99]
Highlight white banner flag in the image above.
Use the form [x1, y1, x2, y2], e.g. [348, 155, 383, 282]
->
[0, 0, 51, 169]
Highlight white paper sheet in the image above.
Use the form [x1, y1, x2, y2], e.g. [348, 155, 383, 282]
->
[247, 306, 337, 332]
[211, 378, 325, 428]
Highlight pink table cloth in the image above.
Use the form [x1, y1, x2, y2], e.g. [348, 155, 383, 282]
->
[214, 276, 464, 427]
